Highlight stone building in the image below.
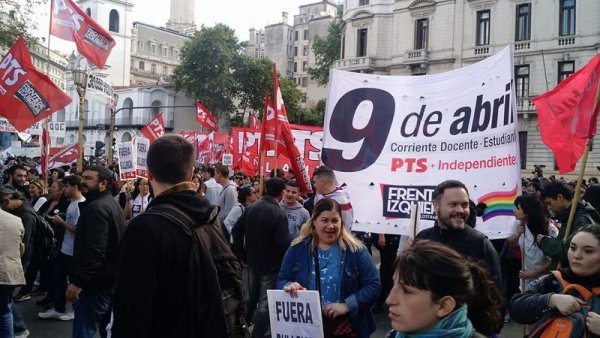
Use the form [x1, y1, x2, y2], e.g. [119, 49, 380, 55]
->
[335, 0, 600, 175]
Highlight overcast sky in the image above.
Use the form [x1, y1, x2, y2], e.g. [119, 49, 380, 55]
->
[32, 0, 335, 53]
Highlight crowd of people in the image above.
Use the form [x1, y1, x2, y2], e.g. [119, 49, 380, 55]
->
[1, 138, 600, 338]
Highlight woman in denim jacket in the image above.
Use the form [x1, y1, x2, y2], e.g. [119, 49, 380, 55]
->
[277, 198, 381, 337]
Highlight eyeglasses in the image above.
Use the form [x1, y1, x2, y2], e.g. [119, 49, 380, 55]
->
[235, 176, 244, 180]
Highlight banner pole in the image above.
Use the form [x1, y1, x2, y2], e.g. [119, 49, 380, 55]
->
[43, 0, 54, 187]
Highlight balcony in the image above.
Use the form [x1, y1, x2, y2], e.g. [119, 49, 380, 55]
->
[65, 117, 174, 130]
[130, 67, 172, 82]
[558, 36, 576, 46]
[514, 41, 531, 51]
[474, 46, 490, 56]
[516, 96, 536, 113]
[403, 49, 430, 66]
[333, 56, 375, 72]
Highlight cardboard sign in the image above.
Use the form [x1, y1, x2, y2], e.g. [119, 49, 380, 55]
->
[267, 290, 323, 338]
[117, 142, 136, 180]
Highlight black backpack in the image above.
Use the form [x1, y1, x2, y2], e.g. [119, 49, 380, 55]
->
[146, 204, 249, 338]
[25, 209, 57, 260]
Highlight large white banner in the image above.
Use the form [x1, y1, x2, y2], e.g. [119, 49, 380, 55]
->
[322, 46, 520, 239]
[267, 290, 323, 338]
[0, 118, 66, 138]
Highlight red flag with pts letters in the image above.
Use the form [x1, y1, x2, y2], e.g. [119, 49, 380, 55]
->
[140, 113, 166, 142]
[0, 37, 72, 131]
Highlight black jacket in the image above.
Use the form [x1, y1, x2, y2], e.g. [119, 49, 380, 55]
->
[509, 269, 600, 328]
[232, 195, 289, 273]
[416, 224, 503, 292]
[71, 190, 126, 291]
[111, 188, 228, 338]
[12, 204, 37, 269]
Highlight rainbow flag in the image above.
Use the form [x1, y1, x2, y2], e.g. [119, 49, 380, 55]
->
[477, 185, 519, 221]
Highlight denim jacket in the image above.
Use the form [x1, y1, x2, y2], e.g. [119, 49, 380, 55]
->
[277, 237, 381, 337]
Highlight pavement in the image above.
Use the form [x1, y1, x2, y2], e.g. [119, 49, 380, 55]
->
[15, 293, 525, 338]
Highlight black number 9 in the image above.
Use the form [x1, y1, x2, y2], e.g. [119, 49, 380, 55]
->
[322, 88, 395, 172]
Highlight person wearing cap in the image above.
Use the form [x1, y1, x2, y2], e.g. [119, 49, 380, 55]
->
[0, 188, 36, 337]
[232, 177, 289, 337]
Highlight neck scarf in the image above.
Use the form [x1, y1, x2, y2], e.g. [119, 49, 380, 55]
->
[394, 305, 473, 338]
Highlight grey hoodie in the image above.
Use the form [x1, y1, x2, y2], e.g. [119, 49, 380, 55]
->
[279, 201, 310, 241]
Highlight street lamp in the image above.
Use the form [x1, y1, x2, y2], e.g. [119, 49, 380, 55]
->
[72, 67, 88, 173]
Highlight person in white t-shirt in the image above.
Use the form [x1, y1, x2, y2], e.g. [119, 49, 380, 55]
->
[124, 178, 152, 221]
[202, 166, 222, 206]
[507, 194, 559, 291]
[38, 175, 85, 321]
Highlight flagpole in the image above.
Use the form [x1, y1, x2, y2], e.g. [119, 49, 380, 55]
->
[43, 0, 55, 188]
[258, 96, 268, 196]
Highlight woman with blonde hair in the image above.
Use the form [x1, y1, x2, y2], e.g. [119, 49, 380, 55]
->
[28, 179, 48, 212]
[277, 198, 381, 337]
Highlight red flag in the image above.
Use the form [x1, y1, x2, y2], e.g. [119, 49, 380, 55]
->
[272, 64, 312, 193]
[50, 0, 116, 69]
[533, 54, 600, 173]
[40, 128, 50, 178]
[196, 101, 218, 131]
[0, 38, 72, 132]
[140, 113, 166, 142]
[197, 132, 214, 164]
[48, 143, 80, 169]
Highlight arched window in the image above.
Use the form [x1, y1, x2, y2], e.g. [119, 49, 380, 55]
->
[109, 9, 119, 33]
[86, 8, 91, 16]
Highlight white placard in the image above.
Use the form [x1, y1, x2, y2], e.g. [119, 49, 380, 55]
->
[117, 142, 136, 180]
[0, 118, 66, 138]
[267, 290, 323, 338]
[322, 46, 520, 239]
[135, 137, 149, 178]
[222, 153, 233, 166]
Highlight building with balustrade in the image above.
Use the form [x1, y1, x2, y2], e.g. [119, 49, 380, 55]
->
[335, 0, 600, 175]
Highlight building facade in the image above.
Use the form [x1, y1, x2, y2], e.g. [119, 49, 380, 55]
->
[130, 22, 190, 85]
[78, 0, 134, 87]
[245, 1, 338, 108]
[335, 0, 600, 175]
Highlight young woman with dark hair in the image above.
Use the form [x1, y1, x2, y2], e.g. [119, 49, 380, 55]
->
[386, 240, 503, 338]
[509, 224, 600, 336]
[507, 194, 558, 290]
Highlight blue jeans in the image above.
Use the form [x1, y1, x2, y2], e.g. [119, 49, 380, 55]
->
[72, 288, 113, 338]
[11, 298, 26, 334]
[246, 268, 277, 338]
[0, 286, 15, 338]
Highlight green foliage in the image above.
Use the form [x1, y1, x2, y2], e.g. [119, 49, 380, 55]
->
[308, 18, 342, 86]
[234, 56, 273, 111]
[0, 0, 46, 49]
[172, 24, 243, 124]
[292, 99, 325, 126]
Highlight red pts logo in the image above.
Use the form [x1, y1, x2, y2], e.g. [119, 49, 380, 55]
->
[391, 158, 427, 173]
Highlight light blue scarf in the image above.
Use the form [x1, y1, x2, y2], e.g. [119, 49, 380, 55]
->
[394, 305, 474, 338]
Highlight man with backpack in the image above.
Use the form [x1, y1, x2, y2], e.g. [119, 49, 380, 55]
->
[111, 135, 241, 338]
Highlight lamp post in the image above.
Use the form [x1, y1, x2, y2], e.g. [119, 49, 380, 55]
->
[72, 68, 88, 173]
[107, 93, 119, 166]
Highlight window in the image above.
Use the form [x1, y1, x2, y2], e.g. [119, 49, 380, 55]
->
[304, 30, 309, 40]
[294, 30, 299, 41]
[515, 65, 529, 98]
[294, 46, 298, 56]
[173, 50, 179, 60]
[476, 10, 491, 46]
[558, 61, 574, 83]
[151, 64, 156, 74]
[85, 8, 91, 16]
[359, 0, 369, 5]
[301, 77, 307, 87]
[162, 46, 168, 57]
[163, 66, 168, 75]
[303, 45, 309, 56]
[151, 44, 157, 54]
[515, 4, 531, 41]
[357, 28, 368, 57]
[294, 62, 298, 72]
[415, 18, 428, 50]
[519, 132, 527, 169]
[341, 35, 345, 59]
[138, 42, 144, 51]
[559, 0, 575, 36]
[303, 61, 308, 71]
[109, 9, 119, 33]
[139, 61, 145, 70]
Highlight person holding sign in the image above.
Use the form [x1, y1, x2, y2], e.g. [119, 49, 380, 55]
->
[385, 240, 503, 338]
[277, 198, 381, 337]
[123, 178, 152, 221]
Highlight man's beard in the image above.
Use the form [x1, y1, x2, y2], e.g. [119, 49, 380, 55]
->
[438, 212, 467, 230]
[82, 184, 100, 198]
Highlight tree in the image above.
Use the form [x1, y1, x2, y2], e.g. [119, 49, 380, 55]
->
[234, 56, 272, 112]
[278, 76, 307, 124]
[308, 18, 342, 86]
[172, 24, 243, 125]
[0, 0, 46, 49]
